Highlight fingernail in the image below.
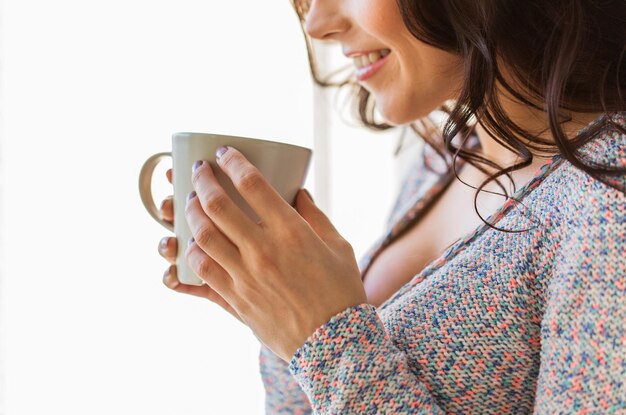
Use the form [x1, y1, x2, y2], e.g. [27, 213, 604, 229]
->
[163, 267, 179, 288]
[216, 146, 229, 160]
[192, 160, 203, 173]
[187, 191, 196, 202]
[188, 237, 195, 247]
[303, 189, 314, 202]
[159, 237, 169, 252]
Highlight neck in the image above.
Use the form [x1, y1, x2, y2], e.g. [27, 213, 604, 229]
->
[474, 103, 604, 169]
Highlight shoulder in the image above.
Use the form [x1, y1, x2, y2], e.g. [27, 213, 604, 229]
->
[569, 112, 626, 191]
[538, 117, 625, 315]
[536, 117, 626, 278]
[501, 116, 626, 272]
[543, 114, 626, 216]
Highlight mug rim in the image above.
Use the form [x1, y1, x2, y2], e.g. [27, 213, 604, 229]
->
[173, 132, 312, 153]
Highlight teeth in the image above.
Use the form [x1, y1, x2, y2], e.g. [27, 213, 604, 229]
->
[368, 51, 382, 63]
[352, 50, 390, 69]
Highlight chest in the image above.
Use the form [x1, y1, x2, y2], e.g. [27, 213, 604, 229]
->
[362, 173, 509, 307]
[376, 241, 545, 414]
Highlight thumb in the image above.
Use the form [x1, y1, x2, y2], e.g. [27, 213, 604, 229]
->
[295, 189, 344, 244]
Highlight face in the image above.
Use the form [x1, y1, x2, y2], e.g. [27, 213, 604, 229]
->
[302, 0, 464, 125]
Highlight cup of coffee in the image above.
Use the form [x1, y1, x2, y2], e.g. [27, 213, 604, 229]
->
[139, 132, 313, 286]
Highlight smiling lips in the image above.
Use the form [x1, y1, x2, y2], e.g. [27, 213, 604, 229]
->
[350, 49, 391, 81]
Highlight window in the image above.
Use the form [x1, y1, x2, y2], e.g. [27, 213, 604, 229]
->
[1, 2, 400, 414]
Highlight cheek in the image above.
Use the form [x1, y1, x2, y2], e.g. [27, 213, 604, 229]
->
[376, 52, 463, 124]
[355, 0, 405, 39]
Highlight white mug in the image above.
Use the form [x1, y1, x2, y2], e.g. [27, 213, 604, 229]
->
[139, 132, 313, 286]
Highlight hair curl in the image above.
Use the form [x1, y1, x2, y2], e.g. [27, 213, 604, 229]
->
[291, 0, 626, 230]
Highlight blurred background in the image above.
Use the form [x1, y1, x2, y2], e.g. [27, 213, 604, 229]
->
[0, 0, 419, 413]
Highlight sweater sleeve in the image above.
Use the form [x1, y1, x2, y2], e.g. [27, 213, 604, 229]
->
[259, 344, 313, 414]
[533, 187, 626, 413]
[259, 144, 439, 414]
[288, 304, 445, 414]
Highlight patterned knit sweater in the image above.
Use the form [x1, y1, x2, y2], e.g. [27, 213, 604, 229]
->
[259, 113, 626, 414]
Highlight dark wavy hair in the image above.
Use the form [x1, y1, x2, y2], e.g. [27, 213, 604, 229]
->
[291, 0, 626, 230]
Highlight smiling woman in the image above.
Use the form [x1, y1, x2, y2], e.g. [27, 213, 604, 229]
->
[156, 0, 625, 414]
[303, 0, 465, 127]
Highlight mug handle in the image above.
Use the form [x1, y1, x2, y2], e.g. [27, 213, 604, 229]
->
[138, 152, 175, 232]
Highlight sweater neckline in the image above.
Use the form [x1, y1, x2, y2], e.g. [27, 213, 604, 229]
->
[379, 111, 622, 310]
[378, 152, 565, 311]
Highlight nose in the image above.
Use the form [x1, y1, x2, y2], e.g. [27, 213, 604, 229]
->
[304, 0, 350, 41]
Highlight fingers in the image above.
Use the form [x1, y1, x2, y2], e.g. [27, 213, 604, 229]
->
[162, 168, 242, 323]
[190, 161, 260, 250]
[185, 192, 246, 274]
[162, 265, 242, 323]
[184, 242, 237, 308]
[294, 189, 347, 250]
[158, 236, 177, 264]
[160, 169, 174, 223]
[214, 146, 299, 225]
[159, 196, 174, 224]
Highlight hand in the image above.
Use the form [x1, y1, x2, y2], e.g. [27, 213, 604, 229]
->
[184, 146, 368, 362]
[157, 169, 243, 323]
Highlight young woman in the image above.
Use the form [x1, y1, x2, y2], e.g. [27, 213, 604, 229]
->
[157, 0, 625, 413]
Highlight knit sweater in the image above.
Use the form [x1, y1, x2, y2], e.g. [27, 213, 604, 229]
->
[259, 112, 626, 414]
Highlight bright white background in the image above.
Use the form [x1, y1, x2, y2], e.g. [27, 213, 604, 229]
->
[0, 1, 411, 414]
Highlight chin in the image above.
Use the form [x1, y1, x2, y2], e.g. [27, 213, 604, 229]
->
[376, 98, 432, 126]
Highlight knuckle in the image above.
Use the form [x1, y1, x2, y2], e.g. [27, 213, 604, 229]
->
[237, 169, 263, 193]
[250, 248, 278, 272]
[205, 192, 229, 216]
[196, 257, 213, 279]
[336, 237, 355, 254]
[250, 253, 269, 270]
[282, 221, 307, 244]
[195, 225, 218, 248]
[185, 245, 213, 279]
